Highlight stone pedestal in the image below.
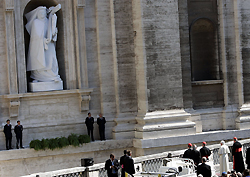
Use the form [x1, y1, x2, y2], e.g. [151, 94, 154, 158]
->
[236, 104, 250, 130]
[135, 109, 196, 139]
[29, 81, 63, 92]
[112, 113, 137, 140]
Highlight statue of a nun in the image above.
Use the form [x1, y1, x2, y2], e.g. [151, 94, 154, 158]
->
[25, 5, 62, 82]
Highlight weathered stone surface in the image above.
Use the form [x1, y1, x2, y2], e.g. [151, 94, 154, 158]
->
[141, 0, 184, 111]
[0, 0, 250, 175]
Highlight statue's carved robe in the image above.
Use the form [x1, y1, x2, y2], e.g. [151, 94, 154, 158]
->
[25, 6, 61, 82]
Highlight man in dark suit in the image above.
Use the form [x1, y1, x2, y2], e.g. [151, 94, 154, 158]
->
[197, 157, 211, 177]
[120, 150, 127, 177]
[105, 153, 119, 177]
[14, 120, 24, 149]
[183, 143, 193, 159]
[200, 142, 211, 160]
[85, 112, 94, 141]
[124, 150, 135, 177]
[3, 119, 12, 150]
[97, 113, 106, 141]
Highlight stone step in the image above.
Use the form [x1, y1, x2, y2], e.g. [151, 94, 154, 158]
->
[144, 110, 191, 123]
[138, 120, 195, 132]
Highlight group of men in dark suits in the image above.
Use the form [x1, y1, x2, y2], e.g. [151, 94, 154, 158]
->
[105, 150, 135, 177]
[3, 119, 24, 150]
[85, 112, 106, 141]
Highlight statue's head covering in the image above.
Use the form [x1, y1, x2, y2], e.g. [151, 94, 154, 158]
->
[25, 6, 46, 34]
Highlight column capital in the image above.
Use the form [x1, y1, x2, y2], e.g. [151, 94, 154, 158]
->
[4, 0, 14, 11]
[77, 0, 85, 8]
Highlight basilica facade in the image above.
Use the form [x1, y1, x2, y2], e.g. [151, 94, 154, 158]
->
[0, 0, 250, 175]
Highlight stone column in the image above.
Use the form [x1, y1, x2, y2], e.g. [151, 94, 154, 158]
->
[4, 0, 18, 95]
[219, 0, 230, 130]
[131, 0, 148, 138]
[73, 0, 89, 89]
[112, 0, 147, 140]
[4, 0, 20, 119]
[95, 0, 119, 117]
[14, 0, 27, 93]
[225, 0, 246, 130]
[233, 0, 244, 107]
[134, 0, 196, 141]
[64, 0, 77, 89]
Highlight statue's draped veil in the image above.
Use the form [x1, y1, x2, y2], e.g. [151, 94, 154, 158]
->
[25, 6, 46, 35]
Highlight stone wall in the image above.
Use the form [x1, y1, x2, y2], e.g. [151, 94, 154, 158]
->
[141, 0, 184, 111]
[178, 0, 193, 109]
[0, 139, 134, 177]
[223, 0, 243, 106]
[1, 0, 250, 171]
[192, 83, 224, 109]
[113, 0, 138, 114]
[0, 3, 8, 95]
[85, 0, 101, 112]
[241, 0, 250, 103]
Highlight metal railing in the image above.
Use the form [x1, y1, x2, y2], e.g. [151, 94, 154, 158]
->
[21, 139, 250, 177]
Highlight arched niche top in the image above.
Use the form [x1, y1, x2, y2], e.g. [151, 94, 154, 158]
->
[189, 17, 219, 81]
[23, 0, 66, 91]
[190, 18, 215, 34]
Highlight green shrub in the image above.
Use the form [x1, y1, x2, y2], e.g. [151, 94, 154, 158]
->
[78, 135, 90, 144]
[41, 138, 50, 150]
[29, 134, 89, 151]
[49, 138, 59, 150]
[58, 137, 70, 148]
[68, 133, 79, 147]
[30, 140, 42, 151]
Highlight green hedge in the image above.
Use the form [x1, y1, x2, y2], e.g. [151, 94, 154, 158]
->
[29, 134, 90, 151]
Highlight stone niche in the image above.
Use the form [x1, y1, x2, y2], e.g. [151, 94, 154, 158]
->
[11, 0, 89, 94]
[3, 0, 92, 122]
[23, 0, 65, 91]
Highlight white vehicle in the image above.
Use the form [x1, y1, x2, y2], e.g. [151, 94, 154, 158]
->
[132, 158, 197, 177]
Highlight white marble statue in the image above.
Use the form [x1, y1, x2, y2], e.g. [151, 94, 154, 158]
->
[25, 5, 62, 83]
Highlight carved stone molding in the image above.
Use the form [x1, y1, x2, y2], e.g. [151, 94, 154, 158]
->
[78, 89, 92, 112]
[77, 0, 85, 8]
[80, 95, 91, 112]
[9, 99, 20, 118]
[4, 0, 14, 11]
[3, 89, 93, 118]
[3, 95, 20, 118]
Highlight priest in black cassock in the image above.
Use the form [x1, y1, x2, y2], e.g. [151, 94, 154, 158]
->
[200, 142, 211, 160]
[192, 144, 201, 166]
[183, 143, 193, 159]
[232, 137, 245, 173]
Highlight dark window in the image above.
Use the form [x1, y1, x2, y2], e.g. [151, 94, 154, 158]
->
[190, 18, 219, 81]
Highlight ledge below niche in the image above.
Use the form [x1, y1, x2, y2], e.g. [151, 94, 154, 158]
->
[2, 88, 93, 118]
